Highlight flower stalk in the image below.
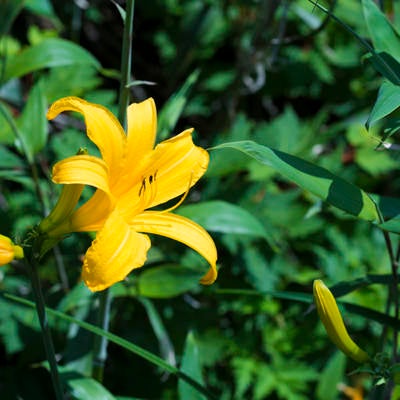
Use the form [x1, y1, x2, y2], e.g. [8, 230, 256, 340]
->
[27, 248, 65, 399]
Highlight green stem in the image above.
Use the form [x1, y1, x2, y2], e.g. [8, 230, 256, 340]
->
[92, 289, 112, 382]
[92, 0, 135, 383]
[27, 252, 65, 399]
[117, 0, 135, 128]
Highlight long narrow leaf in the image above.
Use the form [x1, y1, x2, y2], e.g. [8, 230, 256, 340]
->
[212, 141, 379, 222]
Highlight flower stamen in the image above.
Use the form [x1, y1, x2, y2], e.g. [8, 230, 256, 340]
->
[161, 172, 193, 214]
[138, 171, 158, 210]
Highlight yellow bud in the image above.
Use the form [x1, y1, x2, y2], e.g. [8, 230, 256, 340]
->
[313, 280, 369, 363]
[0, 234, 23, 265]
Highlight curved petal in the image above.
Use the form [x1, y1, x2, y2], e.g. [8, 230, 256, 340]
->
[52, 155, 111, 195]
[45, 190, 113, 237]
[126, 98, 157, 162]
[113, 98, 157, 196]
[82, 211, 151, 291]
[131, 211, 217, 285]
[39, 184, 84, 234]
[47, 97, 126, 179]
[119, 129, 209, 214]
[70, 189, 113, 232]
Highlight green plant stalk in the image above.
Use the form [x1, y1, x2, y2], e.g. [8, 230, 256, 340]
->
[376, 202, 399, 365]
[92, 0, 135, 383]
[92, 288, 112, 382]
[117, 0, 135, 129]
[26, 254, 65, 399]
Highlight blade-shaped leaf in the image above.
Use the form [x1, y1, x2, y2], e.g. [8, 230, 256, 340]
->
[367, 81, 400, 127]
[379, 215, 400, 234]
[158, 69, 200, 140]
[362, 0, 400, 62]
[17, 81, 47, 162]
[60, 371, 116, 400]
[179, 332, 206, 400]
[3, 38, 100, 82]
[0, 0, 24, 36]
[366, 52, 400, 86]
[212, 141, 379, 222]
[138, 297, 176, 367]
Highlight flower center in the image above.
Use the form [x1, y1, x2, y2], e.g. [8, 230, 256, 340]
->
[137, 171, 158, 210]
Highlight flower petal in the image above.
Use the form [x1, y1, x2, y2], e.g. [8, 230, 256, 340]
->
[120, 129, 209, 213]
[52, 155, 111, 195]
[113, 98, 157, 197]
[82, 211, 151, 291]
[131, 211, 217, 284]
[126, 98, 157, 161]
[39, 184, 84, 234]
[48, 190, 113, 236]
[47, 97, 126, 179]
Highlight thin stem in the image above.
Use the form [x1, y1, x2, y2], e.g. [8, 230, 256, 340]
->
[92, 0, 135, 383]
[92, 289, 112, 382]
[382, 230, 399, 364]
[117, 0, 135, 129]
[27, 252, 65, 399]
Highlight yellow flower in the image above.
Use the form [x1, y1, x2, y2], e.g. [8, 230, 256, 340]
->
[313, 280, 369, 363]
[0, 234, 23, 265]
[41, 96, 217, 292]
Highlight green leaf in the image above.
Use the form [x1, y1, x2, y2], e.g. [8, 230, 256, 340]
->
[25, 0, 59, 20]
[366, 52, 400, 85]
[61, 371, 116, 400]
[4, 293, 218, 400]
[17, 81, 47, 162]
[178, 200, 271, 240]
[379, 215, 400, 234]
[212, 141, 379, 222]
[3, 38, 100, 82]
[158, 69, 200, 140]
[371, 194, 400, 219]
[329, 274, 393, 298]
[368, 81, 400, 127]
[138, 297, 176, 366]
[137, 264, 203, 298]
[362, 0, 400, 62]
[309, 0, 400, 84]
[0, 0, 24, 36]
[0, 102, 19, 144]
[316, 352, 346, 400]
[179, 331, 206, 400]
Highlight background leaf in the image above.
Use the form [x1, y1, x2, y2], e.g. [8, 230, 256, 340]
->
[3, 38, 100, 82]
[362, 0, 400, 61]
[179, 331, 206, 400]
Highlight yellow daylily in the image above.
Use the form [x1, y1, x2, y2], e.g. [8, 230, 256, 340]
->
[313, 280, 369, 363]
[41, 96, 217, 292]
[0, 234, 23, 265]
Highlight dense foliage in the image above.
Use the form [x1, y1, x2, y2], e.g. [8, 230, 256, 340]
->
[1, 0, 400, 399]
